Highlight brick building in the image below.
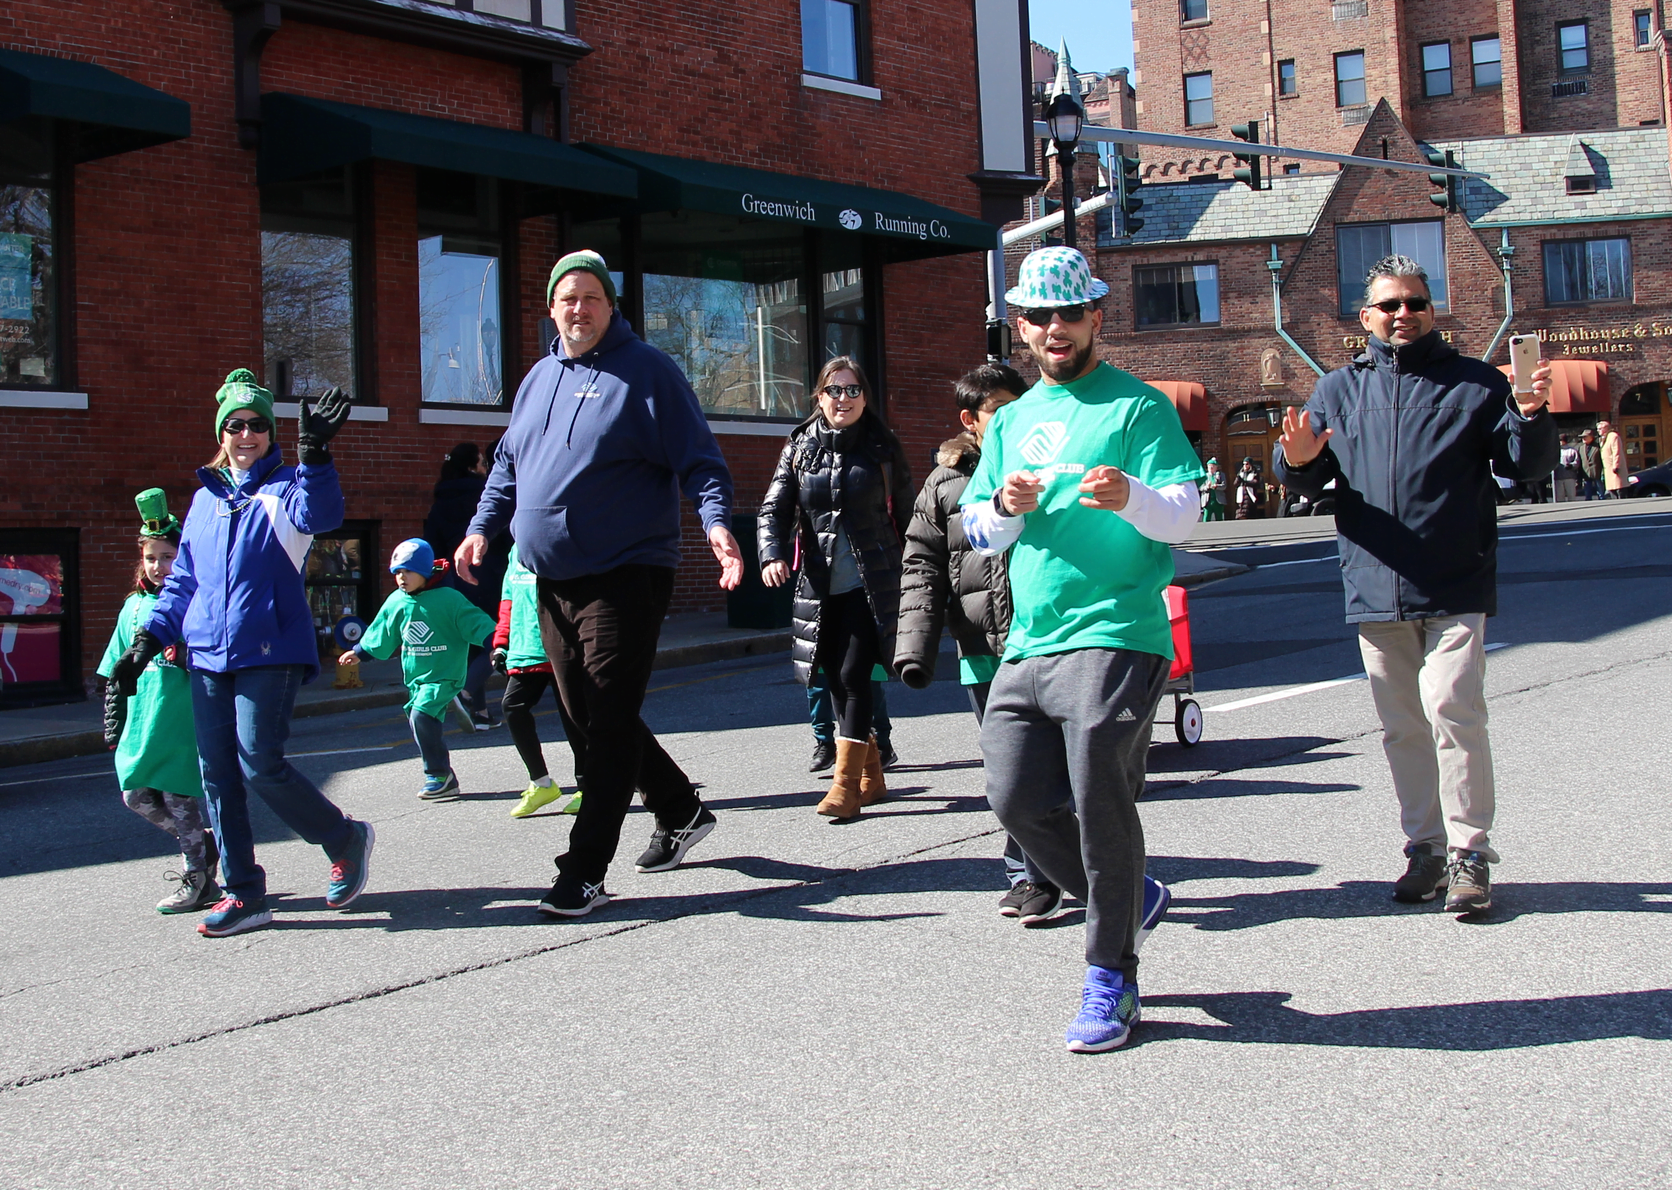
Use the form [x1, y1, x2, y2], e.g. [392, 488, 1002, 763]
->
[0, 0, 1043, 705]
[1001, 0, 1672, 506]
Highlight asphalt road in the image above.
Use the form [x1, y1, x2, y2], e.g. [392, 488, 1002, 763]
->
[2, 503, 1669, 1189]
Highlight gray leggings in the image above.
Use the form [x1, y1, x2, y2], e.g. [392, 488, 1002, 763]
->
[123, 787, 213, 873]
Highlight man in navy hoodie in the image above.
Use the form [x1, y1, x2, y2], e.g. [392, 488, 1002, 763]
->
[457, 250, 743, 917]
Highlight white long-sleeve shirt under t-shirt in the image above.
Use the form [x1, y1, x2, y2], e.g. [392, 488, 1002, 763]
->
[963, 477, 1200, 557]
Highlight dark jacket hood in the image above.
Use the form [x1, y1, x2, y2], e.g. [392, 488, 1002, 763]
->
[936, 432, 981, 472]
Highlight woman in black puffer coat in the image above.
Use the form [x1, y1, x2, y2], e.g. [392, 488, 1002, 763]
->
[758, 356, 912, 821]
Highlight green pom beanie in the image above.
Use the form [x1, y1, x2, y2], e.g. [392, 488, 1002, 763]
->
[547, 250, 617, 307]
[214, 368, 276, 437]
[135, 488, 181, 538]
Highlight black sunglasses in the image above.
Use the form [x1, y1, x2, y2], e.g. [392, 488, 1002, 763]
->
[221, 416, 273, 436]
[820, 384, 865, 400]
[1368, 296, 1432, 314]
[1019, 304, 1089, 326]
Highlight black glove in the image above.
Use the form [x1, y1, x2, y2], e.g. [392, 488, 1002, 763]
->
[491, 647, 509, 675]
[102, 680, 128, 749]
[297, 387, 351, 465]
[898, 662, 932, 690]
[108, 629, 165, 697]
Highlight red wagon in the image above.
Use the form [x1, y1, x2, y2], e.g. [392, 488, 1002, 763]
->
[1164, 584, 1203, 747]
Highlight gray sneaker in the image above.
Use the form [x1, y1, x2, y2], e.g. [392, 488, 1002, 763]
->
[157, 868, 222, 915]
[1392, 844, 1449, 903]
[1445, 852, 1492, 914]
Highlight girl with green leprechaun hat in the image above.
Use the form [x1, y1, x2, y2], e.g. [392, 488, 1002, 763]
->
[96, 489, 221, 914]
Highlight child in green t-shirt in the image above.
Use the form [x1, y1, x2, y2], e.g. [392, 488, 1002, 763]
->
[493, 542, 585, 819]
[341, 538, 496, 799]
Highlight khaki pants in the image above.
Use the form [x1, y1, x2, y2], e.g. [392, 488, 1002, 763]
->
[1357, 615, 1498, 862]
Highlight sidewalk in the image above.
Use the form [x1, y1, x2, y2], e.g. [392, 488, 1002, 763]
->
[0, 547, 1245, 769]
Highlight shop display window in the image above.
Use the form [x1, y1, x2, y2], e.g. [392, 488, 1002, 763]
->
[0, 529, 79, 705]
[306, 522, 379, 658]
[418, 169, 505, 406]
[262, 167, 358, 400]
[0, 118, 58, 390]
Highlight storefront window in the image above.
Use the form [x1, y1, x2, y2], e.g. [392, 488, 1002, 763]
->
[0, 119, 57, 390]
[0, 529, 78, 704]
[262, 168, 357, 400]
[639, 212, 808, 420]
[418, 169, 504, 406]
[306, 522, 379, 658]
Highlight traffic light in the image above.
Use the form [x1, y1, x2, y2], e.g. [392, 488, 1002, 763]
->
[1114, 153, 1144, 237]
[1426, 148, 1460, 212]
[1231, 121, 1263, 191]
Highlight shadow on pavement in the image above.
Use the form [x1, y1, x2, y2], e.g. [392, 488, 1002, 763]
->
[1137, 987, 1672, 1050]
[1167, 880, 1672, 930]
[1146, 856, 1320, 885]
[1145, 739, 1350, 776]
[1143, 776, 1361, 802]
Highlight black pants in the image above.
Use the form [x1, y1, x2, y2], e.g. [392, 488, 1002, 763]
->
[814, 588, 878, 742]
[500, 670, 585, 783]
[536, 564, 701, 883]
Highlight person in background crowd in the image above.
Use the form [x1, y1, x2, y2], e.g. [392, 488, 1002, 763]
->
[343, 539, 496, 801]
[962, 246, 1202, 1052]
[494, 541, 586, 818]
[807, 666, 894, 773]
[1578, 429, 1604, 500]
[1599, 420, 1628, 498]
[1233, 457, 1266, 520]
[110, 370, 371, 938]
[1553, 434, 1579, 503]
[423, 441, 506, 729]
[98, 489, 217, 916]
[1200, 457, 1226, 522]
[458, 250, 743, 918]
[759, 356, 913, 822]
[1274, 255, 1553, 918]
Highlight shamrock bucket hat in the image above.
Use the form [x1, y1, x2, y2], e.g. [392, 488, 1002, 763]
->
[1004, 245, 1109, 309]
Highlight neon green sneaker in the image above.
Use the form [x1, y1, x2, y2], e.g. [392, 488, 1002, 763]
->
[509, 783, 563, 819]
[559, 789, 582, 815]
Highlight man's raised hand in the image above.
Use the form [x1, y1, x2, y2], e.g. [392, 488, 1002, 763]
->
[1278, 405, 1333, 467]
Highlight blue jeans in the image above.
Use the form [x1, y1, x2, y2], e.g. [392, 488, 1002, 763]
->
[410, 707, 451, 778]
[807, 669, 891, 745]
[191, 666, 355, 902]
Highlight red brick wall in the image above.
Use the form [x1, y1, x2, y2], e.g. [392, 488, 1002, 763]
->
[1515, 0, 1667, 132]
[1401, 0, 1509, 141]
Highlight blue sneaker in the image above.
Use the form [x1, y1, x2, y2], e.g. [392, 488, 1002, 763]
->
[197, 896, 273, 938]
[1136, 876, 1171, 953]
[420, 771, 460, 800]
[1065, 966, 1141, 1053]
[325, 820, 375, 909]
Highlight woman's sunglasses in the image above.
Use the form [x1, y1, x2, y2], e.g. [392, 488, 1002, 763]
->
[221, 417, 273, 436]
[1368, 297, 1432, 314]
[1019, 304, 1089, 326]
[820, 384, 865, 400]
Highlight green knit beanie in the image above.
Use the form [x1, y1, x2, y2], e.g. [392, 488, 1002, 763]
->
[214, 368, 276, 437]
[547, 250, 616, 307]
[134, 488, 181, 538]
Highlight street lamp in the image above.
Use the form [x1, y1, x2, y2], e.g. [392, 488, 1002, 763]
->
[1045, 40, 1086, 251]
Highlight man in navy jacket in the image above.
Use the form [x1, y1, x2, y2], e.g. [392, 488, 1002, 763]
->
[457, 250, 743, 917]
[1274, 254, 1555, 916]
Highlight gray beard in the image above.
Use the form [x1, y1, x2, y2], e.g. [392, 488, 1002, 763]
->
[1034, 339, 1096, 383]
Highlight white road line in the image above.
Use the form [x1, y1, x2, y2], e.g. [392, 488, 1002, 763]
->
[1204, 641, 1508, 713]
[1499, 521, 1672, 543]
[290, 745, 398, 759]
[1253, 555, 1337, 568]
[0, 771, 114, 789]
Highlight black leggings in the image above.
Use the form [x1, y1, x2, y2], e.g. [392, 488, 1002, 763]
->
[814, 588, 879, 743]
[501, 670, 585, 783]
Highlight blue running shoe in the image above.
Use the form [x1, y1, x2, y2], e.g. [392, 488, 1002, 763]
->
[325, 820, 374, 909]
[1065, 966, 1141, 1053]
[197, 896, 273, 938]
[1136, 876, 1171, 953]
[420, 771, 460, 800]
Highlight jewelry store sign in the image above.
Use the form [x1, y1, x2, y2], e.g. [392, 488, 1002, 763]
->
[1343, 324, 1672, 357]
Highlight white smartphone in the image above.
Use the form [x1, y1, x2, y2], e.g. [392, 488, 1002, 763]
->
[1508, 334, 1540, 394]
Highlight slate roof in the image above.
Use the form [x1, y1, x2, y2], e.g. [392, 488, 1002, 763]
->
[1103, 173, 1339, 246]
[1422, 127, 1672, 226]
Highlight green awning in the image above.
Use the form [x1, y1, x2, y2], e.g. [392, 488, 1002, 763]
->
[0, 47, 190, 162]
[577, 144, 998, 261]
[258, 94, 637, 198]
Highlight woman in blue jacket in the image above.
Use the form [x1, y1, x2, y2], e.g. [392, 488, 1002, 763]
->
[109, 370, 371, 937]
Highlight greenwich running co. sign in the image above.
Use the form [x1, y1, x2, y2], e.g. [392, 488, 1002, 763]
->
[739, 191, 956, 243]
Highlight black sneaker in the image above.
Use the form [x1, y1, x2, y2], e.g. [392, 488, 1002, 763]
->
[809, 739, 836, 773]
[1392, 844, 1449, 903]
[998, 882, 1031, 917]
[634, 805, 717, 873]
[1444, 851, 1492, 914]
[538, 873, 611, 918]
[880, 741, 899, 769]
[469, 709, 498, 732]
[1018, 880, 1066, 926]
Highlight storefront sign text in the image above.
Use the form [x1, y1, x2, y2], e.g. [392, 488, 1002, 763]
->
[1341, 331, 1454, 350]
[741, 193, 817, 222]
[739, 194, 953, 241]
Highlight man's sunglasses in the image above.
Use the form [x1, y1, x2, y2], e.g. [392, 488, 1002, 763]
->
[221, 417, 273, 436]
[820, 384, 865, 400]
[1019, 304, 1089, 326]
[1368, 296, 1432, 314]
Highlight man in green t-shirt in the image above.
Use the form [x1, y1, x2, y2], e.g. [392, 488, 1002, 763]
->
[961, 246, 1204, 1052]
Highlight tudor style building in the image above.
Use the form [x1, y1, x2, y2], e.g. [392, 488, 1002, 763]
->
[0, 0, 1042, 705]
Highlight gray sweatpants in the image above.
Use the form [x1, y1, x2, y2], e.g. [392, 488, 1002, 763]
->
[981, 648, 1168, 980]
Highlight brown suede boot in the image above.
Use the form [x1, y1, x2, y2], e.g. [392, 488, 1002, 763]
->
[816, 737, 866, 820]
[858, 735, 887, 806]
